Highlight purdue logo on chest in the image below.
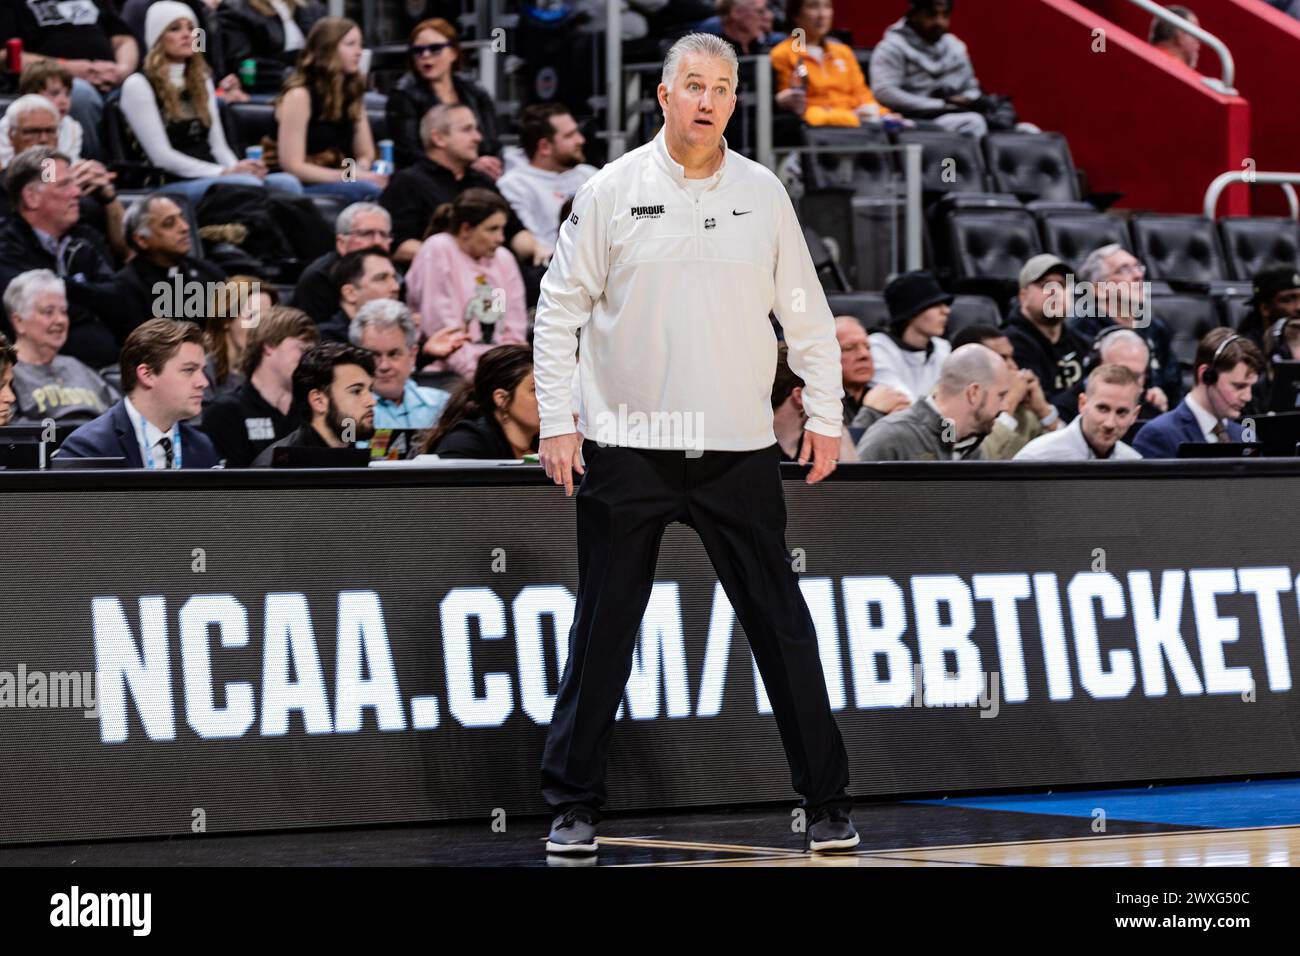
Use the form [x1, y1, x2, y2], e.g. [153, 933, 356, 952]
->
[630, 205, 666, 220]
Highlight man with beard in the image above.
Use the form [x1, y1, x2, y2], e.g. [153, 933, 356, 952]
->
[251, 342, 376, 466]
[1236, 263, 1300, 352]
[1005, 254, 1087, 412]
[497, 104, 597, 253]
[856, 343, 1011, 461]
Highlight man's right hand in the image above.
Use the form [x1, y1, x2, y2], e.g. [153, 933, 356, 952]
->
[539, 433, 585, 497]
[864, 384, 911, 414]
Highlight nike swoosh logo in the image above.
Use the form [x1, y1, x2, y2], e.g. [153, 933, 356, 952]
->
[732, 210, 752, 216]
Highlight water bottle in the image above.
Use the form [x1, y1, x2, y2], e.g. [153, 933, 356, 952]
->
[372, 139, 394, 176]
[239, 58, 257, 89]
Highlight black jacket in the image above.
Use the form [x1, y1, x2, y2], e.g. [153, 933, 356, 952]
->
[215, 0, 326, 76]
[59, 400, 221, 468]
[1002, 304, 1089, 404]
[0, 215, 120, 368]
[385, 71, 502, 170]
[197, 379, 299, 467]
[109, 254, 228, 338]
[378, 156, 524, 251]
[250, 422, 328, 467]
[291, 250, 340, 325]
[433, 414, 529, 459]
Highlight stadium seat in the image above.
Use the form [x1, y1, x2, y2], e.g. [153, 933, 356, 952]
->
[982, 131, 1080, 203]
[1218, 294, 1252, 331]
[946, 295, 1001, 340]
[942, 207, 1043, 296]
[800, 124, 896, 197]
[1036, 210, 1132, 266]
[893, 128, 988, 196]
[225, 102, 277, 159]
[1130, 214, 1230, 291]
[825, 291, 889, 332]
[1151, 292, 1224, 376]
[1217, 217, 1300, 281]
[309, 194, 349, 232]
[803, 225, 850, 292]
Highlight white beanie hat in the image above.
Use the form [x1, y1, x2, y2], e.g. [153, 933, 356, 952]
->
[145, 2, 201, 55]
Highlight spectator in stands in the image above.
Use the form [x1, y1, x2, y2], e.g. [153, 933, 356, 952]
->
[0, 333, 16, 427]
[292, 202, 393, 325]
[870, 0, 992, 137]
[385, 18, 503, 175]
[250, 340, 375, 466]
[203, 275, 275, 404]
[378, 103, 542, 267]
[419, 344, 538, 459]
[120, 3, 303, 204]
[0, 62, 84, 166]
[0, 0, 139, 161]
[405, 190, 530, 383]
[216, 0, 326, 80]
[199, 304, 318, 466]
[836, 316, 910, 430]
[1132, 329, 1264, 458]
[868, 271, 953, 400]
[111, 193, 228, 336]
[856, 343, 1011, 461]
[951, 324, 1060, 459]
[771, 0, 897, 128]
[319, 246, 401, 343]
[3, 269, 119, 425]
[1015, 364, 1144, 462]
[58, 319, 219, 467]
[0, 147, 121, 369]
[713, 0, 773, 57]
[1, 98, 122, 251]
[1237, 264, 1300, 352]
[1069, 244, 1182, 404]
[121, 0, 248, 104]
[1005, 254, 1088, 409]
[1149, 5, 1201, 69]
[1050, 327, 1167, 424]
[271, 17, 387, 202]
[774, 343, 858, 462]
[496, 104, 597, 252]
[350, 299, 451, 431]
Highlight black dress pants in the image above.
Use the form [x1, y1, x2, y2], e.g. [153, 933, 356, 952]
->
[540, 439, 852, 816]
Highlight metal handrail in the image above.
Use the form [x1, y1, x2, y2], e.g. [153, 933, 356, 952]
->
[1204, 171, 1300, 221]
[1126, 0, 1236, 94]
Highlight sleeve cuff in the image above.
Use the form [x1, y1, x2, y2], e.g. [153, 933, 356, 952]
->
[805, 419, 842, 440]
[995, 411, 1018, 433]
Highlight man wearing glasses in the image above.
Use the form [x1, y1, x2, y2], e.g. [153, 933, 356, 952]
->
[291, 202, 396, 325]
[1067, 243, 1184, 405]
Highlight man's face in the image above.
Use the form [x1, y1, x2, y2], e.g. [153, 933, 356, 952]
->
[39, 81, 71, 119]
[10, 107, 58, 154]
[146, 341, 209, 421]
[836, 318, 873, 388]
[1101, 339, 1150, 389]
[912, 303, 950, 340]
[1205, 361, 1258, 420]
[985, 335, 1018, 372]
[971, 362, 1012, 435]
[337, 210, 393, 254]
[1020, 272, 1068, 325]
[1261, 288, 1300, 322]
[1099, 249, 1146, 316]
[23, 158, 79, 234]
[345, 255, 400, 308]
[911, 2, 951, 44]
[1079, 381, 1142, 456]
[358, 322, 415, 403]
[0, 364, 15, 426]
[14, 289, 69, 355]
[657, 53, 736, 153]
[726, 0, 765, 40]
[261, 335, 312, 386]
[320, 364, 376, 440]
[138, 197, 192, 260]
[542, 113, 586, 168]
[432, 108, 482, 166]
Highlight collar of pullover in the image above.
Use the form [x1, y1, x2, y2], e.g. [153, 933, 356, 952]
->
[652, 129, 730, 189]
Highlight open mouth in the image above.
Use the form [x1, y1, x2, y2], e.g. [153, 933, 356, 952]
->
[693, 118, 714, 126]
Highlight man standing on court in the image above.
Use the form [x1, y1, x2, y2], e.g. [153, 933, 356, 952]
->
[533, 33, 858, 856]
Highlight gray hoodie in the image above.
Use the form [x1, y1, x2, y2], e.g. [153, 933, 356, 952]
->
[869, 16, 982, 116]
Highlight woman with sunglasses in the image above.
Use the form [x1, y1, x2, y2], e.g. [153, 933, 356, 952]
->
[385, 18, 502, 178]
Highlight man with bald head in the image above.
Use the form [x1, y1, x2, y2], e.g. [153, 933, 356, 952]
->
[836, 316, 910, 429]
[1051, 327, 1168, 425]
[856, 343, 1012, 461]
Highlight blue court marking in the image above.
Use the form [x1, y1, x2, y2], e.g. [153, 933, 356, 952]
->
[908, 779, 1300, 830]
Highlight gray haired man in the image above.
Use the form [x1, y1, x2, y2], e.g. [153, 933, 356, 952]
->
[350, 298, 450, 431]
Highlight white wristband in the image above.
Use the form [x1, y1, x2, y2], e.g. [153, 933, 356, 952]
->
[1039, 407, 1059, 427]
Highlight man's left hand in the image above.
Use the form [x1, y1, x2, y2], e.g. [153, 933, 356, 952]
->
[798, 430, 839, 485]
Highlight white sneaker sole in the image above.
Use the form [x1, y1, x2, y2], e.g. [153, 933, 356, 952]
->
[809, 833, 861, 852]
[546, 839, 598, 854]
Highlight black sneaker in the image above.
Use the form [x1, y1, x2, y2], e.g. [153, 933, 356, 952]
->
[808, 806, 860, 853]
[546, 806, 598, 854]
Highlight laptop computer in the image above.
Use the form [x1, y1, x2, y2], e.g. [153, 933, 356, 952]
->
[271, 445, 372, 468]
[1268, 361, 1300, 413]
[0, 424, 78, 447]
[1250, 412, 1300, 457]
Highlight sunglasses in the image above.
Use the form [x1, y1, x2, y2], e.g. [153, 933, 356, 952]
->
[410, 42, 452, 57]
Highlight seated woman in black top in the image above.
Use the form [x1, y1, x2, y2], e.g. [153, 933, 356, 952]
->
[272, 16, 387, 201]
[419, 344, 538, 460]
[217, 0, 326, 83]
[385, 17, 502, 177]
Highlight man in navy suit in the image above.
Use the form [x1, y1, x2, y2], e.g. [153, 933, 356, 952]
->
[59, 319, 221, 468]
[1133, 329, 1265, 459]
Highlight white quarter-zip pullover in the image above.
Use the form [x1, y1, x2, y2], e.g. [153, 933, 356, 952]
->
[532, 130, 844, 452]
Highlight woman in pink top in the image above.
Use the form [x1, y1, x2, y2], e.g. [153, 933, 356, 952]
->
[406, 188, 529, 382]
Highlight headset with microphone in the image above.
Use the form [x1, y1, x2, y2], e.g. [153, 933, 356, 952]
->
[1199, 332, 1244, 426]
[1084, 325, 1155, 382]
[1266, 317, 1300, 365]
